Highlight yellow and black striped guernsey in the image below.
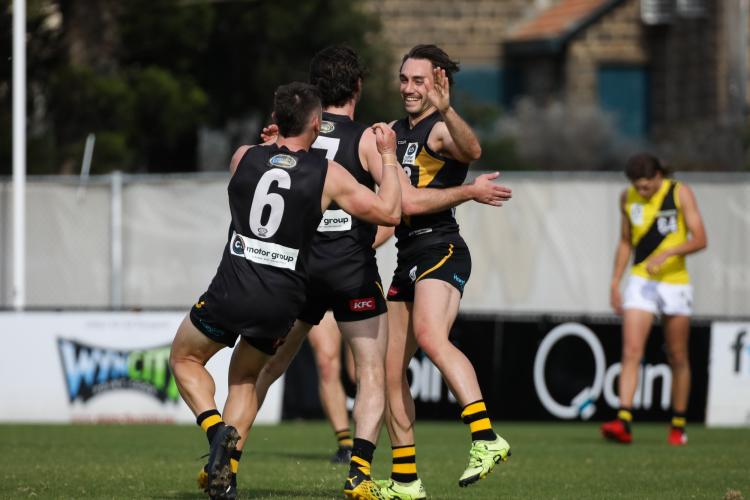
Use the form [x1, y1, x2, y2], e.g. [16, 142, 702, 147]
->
[625, 179, 689, 284]
[392, 111, 469, 248]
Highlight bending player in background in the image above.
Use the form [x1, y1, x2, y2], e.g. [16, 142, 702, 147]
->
[169, 81, 402, 500]
[601, 153, 707, 446]
[251, 45, 511, 500]
[381, 44, 512, 499]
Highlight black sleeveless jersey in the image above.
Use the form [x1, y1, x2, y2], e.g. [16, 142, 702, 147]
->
[203, 144, 327, 333]
[308, 112, 377, 277]
[392, 111, 469, 248]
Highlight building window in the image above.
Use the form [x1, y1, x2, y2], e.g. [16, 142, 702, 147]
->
[597, 65, 650, 139]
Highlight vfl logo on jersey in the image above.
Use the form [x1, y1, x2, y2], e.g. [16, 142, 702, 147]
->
[268, 154, 298, 169]
[409, 265, 418, 283]
[320, 121, 335, 134]
[402, 142, 419, 165]
[629, 203, 644, 226]
[231, 233, 245, 254]
[318, 209, 352, 232]
[350, 298, 376, 312]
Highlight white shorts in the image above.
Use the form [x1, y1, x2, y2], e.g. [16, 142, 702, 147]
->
[623, 275, 693, 316]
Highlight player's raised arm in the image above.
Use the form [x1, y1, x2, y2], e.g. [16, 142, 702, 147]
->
[323, 123, 401, 226]
[426, 67, 482, 163]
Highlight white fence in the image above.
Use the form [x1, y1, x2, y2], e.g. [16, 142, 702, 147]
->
[1, 171, 748, 317]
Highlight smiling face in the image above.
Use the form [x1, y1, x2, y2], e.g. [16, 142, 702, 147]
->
[632, 172, 664, 200]
[399, 57, 435, 117]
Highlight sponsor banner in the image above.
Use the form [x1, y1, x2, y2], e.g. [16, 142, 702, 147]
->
[0, 312, 283, 424]
[706, 322, 750, 427]
[281, 316, 710, 422]
[317, 209, 353, 232]
[230, 231, 298, 270]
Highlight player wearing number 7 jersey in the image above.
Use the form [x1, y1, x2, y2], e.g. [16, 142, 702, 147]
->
[246, 45, 512, 500]
[169, 81, 401, 500]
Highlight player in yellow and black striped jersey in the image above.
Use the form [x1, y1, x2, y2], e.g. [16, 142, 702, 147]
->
[381, 45, 512, 497]
[601, 153, 707, 447]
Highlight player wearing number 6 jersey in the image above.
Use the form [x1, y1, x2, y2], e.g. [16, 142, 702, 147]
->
[601, 153, 707, 447]
[169, 81, 401, 500]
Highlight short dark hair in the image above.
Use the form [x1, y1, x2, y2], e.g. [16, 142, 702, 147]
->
[400, 44, 460, 85]
[273, 82, 322, 137]
[310, 45, 365, 108]
[625, 153, 670, 181]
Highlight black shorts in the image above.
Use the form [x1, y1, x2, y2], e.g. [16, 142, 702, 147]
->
[189, 295, 296, 356]
[387, 235, 471, 302]
[298, 271, 387, 325]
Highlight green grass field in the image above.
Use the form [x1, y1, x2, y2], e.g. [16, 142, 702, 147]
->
[1, 421, 747, 499]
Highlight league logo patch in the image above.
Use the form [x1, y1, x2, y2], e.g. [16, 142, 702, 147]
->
[629, 203, 644, 225]
[409, 265, 418, 283]
[320, 121, 335, 134]
[231, 233, 245, 256]
[350, 298, 376, 312]
[402, 142, 419, 165]
[268, 153, 298, 169]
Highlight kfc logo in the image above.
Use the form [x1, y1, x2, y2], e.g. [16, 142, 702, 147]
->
[387, 286, 399, 297]
[350, 298, 376, 312]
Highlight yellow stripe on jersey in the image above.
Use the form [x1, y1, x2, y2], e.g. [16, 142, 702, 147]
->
[415, 148, 445, 188]
[625, 180, 689, 284]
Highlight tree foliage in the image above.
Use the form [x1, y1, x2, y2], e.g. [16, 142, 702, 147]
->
[0, 0, 400, 175]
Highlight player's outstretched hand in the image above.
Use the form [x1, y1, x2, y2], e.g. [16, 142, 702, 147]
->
[372, 123, 397, 155]
[260, 123, 279, 144]
[425, 67, 451, 114]
[471, 172, 512, 206]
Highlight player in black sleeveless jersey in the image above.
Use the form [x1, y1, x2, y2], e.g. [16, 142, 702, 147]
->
[381, 45, 512, 497]
[169, 81, 402, 500]
[244, 46, 511, 500]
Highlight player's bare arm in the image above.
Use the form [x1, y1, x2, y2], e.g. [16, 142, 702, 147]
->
[610, 190, 632, 314]
[323, 123, 401, 226]
[361, 127, 511, 215]
[373, 225, 395, 248]
[424, 67, 482, 163]
[645, 184, 708, 274]
[229, 145, 252, 176]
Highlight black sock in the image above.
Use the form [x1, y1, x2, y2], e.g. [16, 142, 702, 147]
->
[349, 438, 375, 479]
[196, 409, 223, 445]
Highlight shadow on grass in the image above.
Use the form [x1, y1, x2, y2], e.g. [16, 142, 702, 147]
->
[154, 486, 339, 499]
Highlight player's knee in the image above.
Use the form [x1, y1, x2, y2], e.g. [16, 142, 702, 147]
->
[621, 343, 644, 363]
[666, 348, 690, 368]
[317, 357, 341, 383]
